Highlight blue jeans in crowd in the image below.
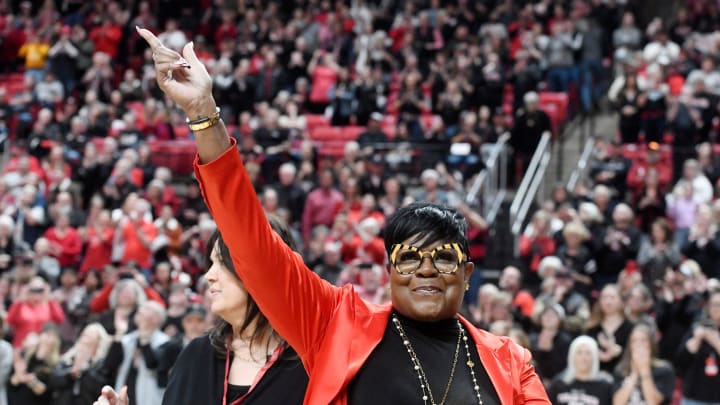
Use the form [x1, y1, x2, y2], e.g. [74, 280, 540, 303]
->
[547, 66, 576, 92]
[580, 60, 604, 113]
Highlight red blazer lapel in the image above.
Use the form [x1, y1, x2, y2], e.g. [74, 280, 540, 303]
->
[308, 299, 391, 404]
[346, 302, 393, 383]
[460, 316, 515, 405]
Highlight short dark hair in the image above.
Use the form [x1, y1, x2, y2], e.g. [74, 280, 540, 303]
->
[206, 215, 299, 357]
[384, 202, 470, 260]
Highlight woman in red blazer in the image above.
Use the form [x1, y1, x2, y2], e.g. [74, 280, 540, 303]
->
[137, 28, 550, 405]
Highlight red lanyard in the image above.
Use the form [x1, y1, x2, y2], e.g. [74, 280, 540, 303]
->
[222, 342, 284, 405]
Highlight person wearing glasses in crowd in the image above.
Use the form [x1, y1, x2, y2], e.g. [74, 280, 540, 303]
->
[132, 27, 549, 405]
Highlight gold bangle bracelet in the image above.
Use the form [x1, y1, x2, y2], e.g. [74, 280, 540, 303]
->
[186, 107, 221, 132]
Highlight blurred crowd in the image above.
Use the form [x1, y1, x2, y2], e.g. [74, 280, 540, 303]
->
[512, 1, 720, 404]
[0, 0, 719, 404]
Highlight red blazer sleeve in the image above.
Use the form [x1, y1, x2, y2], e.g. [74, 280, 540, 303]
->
[195, 141, 342, 359]
[90, 285, 113, 313]
[519, 346, 551, 404]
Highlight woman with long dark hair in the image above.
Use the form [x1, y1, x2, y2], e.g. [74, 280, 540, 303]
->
[613, 323, 674, 405]
[584, 284, 634, 374]
[95, 216, 308, 405]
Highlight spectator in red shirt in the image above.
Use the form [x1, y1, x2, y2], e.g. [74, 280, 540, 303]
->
[346, 194, 385, 229]
[43, 212, 82, 269]
[213, 9, 237, 50]
[117, 198, 158, 270]
[307, 49, 339, 111]
[626, 142, 672, 200]
[6, 276, 65, 347]
[498, 265, 535, 318]
[40, 144, 71, 193]
[89, 18, 122, 59]
[340, 217, 386, 265]
[520, 210, 558, 290]
[302, 168, 343, 243]
[80, 209, 115, 274]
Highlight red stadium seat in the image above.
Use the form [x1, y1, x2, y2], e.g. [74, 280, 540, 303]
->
[305, 114, 330, 129]
[309, 126, 342, 142]
[173, 125, 191, 139]
[147, 140, 197, 176]
[318, 145, 347, 159]
[381, 123, 396, 139]
[538, 103, 560, 133]
[341, 126, 366, 141]
[420, 115, 440, 130]
[538, 92, 569, 127]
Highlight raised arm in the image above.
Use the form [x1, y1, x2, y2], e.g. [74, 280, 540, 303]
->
[136, 27, 343, 359]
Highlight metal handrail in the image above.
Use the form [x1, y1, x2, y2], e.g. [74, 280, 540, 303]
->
[509, 131, 552, 253]
[566, 136, 595, 193]
[0, 132, 8, 170]
[514, 151, 551, 236]
[465, 132, 510, 223]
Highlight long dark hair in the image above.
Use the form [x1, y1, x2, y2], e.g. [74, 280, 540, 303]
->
[616, 322, 668, 377]
[206, 215, 299, 357]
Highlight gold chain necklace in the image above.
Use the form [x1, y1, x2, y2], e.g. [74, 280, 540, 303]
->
[392, 315, 483, 405]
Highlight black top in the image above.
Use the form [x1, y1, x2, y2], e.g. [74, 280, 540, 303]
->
[48, 359, 109, 405]
[530, 331, 573, 381]
[676, 327, 720, 402]
[227, 384, 251, 403]
[348, 312, 500, 405]
[613, 364, 675, 405]
[161, 336, 308, 405]
[6, 355, 54, 405]
[546, 376, 614, 405]
[586, 320, 635, 374]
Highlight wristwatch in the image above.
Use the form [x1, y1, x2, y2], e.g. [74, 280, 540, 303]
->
[186, 107, 221, 132]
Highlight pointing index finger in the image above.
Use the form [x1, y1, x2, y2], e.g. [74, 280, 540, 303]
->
[136, 26, 162, 50]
